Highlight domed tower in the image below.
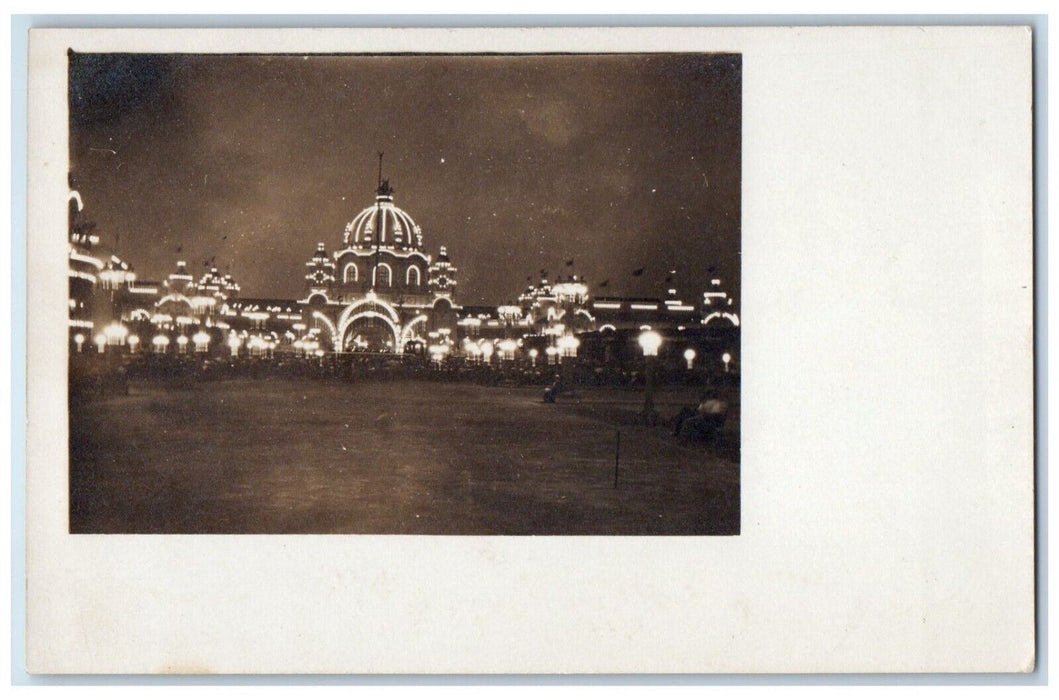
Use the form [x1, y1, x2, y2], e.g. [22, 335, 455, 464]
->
[333, 179, 430, 303]
[299, 165, 460, 354]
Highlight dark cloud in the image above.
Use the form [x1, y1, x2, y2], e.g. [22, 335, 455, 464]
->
[69, 52, 741, 305]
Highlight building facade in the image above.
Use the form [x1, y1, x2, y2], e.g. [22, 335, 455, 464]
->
[299, 179, 460, 354]
[68, 172, 738, 368]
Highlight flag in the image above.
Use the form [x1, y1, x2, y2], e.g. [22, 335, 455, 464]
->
[565, 259, 574, 266]
[599, 279, 609, 287]
[176, 245, 182, 253]
[665, 275, 673, 283]
[632, 268, 644, 276]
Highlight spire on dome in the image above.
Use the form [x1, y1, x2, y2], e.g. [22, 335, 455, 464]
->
[375, 152, 394, 200]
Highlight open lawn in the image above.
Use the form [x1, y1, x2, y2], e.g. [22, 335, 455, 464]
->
[70, 379, 739, 535]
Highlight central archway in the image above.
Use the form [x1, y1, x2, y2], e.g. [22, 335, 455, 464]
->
[341, 311, 400, 352]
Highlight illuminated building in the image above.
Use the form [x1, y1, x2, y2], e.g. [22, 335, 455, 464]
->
[459, 273, 739, 339]
[67, 187, 100, 335]
[67, 170, 738, 369]
[298, 178, 460, 353]
[701, 277, 740, 327]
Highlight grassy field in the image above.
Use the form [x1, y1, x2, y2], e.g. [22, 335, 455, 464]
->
[69, 379, 739, 535]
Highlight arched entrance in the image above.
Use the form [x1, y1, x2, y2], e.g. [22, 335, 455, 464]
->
[335, 297, 403, 353]
[341, 311, 400, 352]
[399, 315, 428, 354]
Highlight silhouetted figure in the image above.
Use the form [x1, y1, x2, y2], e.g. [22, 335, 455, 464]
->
[675, 390, 728, 442]
[543, 375, 563, 403]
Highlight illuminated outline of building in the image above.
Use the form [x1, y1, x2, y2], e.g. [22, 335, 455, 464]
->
[68, 172, 739, 362]
[299, 178, 460, 353]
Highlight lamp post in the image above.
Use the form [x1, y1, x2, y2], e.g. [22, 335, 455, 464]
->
[73, 333, 85, 353]
[529, 348, 539, 367]
[152, 334, 169, 354]
[557, 334, 580, 388]
[193, 331, 210, 354]
[128, 335, 139, 354]
[481, 340, 494, 366]
[684, 348, 696, 370]
[176, 335, 189, 354]
[227, 334, 241, 358]
[637, 329, 662, 424]
[103, 322, 128, 348]
[497, 339, 518, 364]
[94, 333, 106, 354]
[545, 345, 557, 366]
[722, 352, 732, 374]
[428, 343, 447, 369]
[464, 341, 480, 365]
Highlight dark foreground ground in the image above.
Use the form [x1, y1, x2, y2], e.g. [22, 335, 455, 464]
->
[70, 379, 739, 535]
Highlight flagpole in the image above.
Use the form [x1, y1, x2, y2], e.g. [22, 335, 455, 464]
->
[373, 152, 383, 292]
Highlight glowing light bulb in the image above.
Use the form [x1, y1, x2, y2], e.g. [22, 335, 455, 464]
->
[103, 322, 128, 345]
[557, 334, 580, 358]
[638, 329, 662, 357]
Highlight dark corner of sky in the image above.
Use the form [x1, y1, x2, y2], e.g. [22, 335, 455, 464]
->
[67, 52, 177, 132]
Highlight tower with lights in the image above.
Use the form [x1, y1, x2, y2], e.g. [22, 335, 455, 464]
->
[298, 164, 460, 353]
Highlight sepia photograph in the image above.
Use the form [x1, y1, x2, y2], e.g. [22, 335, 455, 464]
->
[66, 51, 742, 535]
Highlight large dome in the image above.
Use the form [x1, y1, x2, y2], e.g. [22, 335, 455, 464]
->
[342, 181, 424, 252]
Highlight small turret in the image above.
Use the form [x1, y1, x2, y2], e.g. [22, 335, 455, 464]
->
[428, 245, 458, 297]
[305, 242, 336, 290]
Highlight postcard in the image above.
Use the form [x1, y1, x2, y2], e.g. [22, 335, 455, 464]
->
[25, 26, 1034, 674]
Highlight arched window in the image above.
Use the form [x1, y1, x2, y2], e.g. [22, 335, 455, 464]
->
[373, 262, 393, 287]
[343, 262, 358, 283]
[406, 265, 421, 286]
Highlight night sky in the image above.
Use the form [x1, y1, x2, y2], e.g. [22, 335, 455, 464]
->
[69, 52, 741, 306]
